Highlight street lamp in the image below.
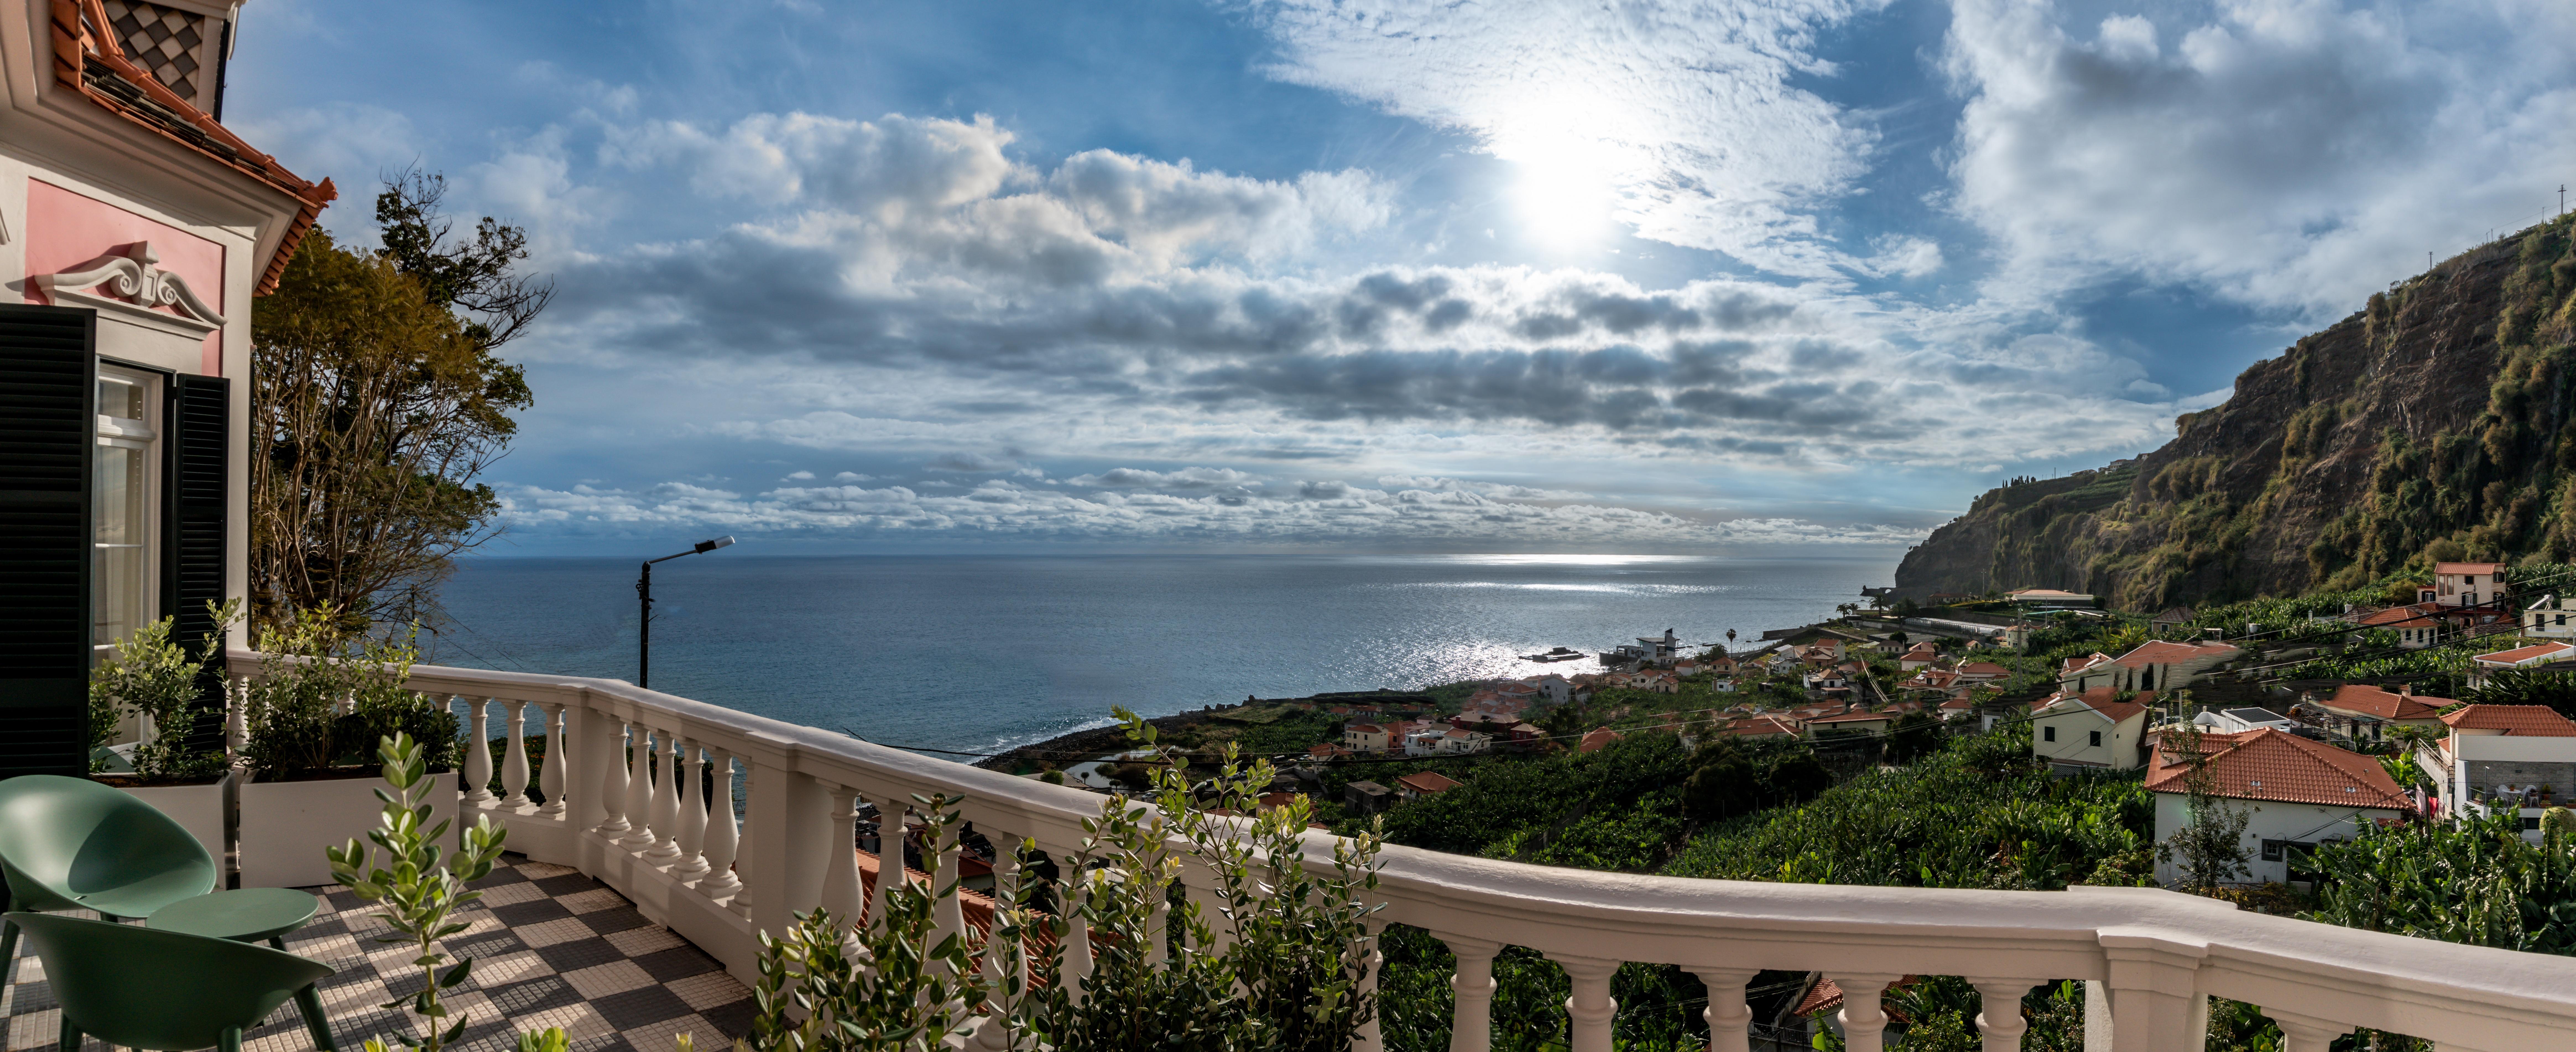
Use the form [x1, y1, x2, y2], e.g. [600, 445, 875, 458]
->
[638, 535, 735, 688]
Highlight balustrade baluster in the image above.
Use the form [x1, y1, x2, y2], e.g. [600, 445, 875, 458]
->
[619, 725, 659, 849]
[593, 718, 631, 836]
[1442, 936, 1502, 1052]
[1831, 973, 1903, 1052]
[867, 792, 908, 932]
[2266, 1011, 2350, 1052]
[645, 730, 685, 860]
[462, 698, 496, 807]
[1690, 968, 1757, 1052]
[820, 781, 865, 948]
[500, 700, 533, 810]
[1550, 955, 1620, 1052]
[930, 813, 964, 957]
[699, 748, 744, 907]
[536, 702, 569, 818]
[728, 768, 756, 920]
[671, 739, 711, 879]
[1059, 858, 1092, 1005]
[971, 826, 1023, 1052]
[1970, 980, 2035, 1052]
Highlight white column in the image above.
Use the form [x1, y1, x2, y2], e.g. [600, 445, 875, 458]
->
[619, 724, 659, 849]
[645, 730, 685, 861]
[536, 702, 569, 818]
[1971, 980, 2036, 1052]
[972, 826, 1022, 1052]
[1832, 973, 1902, 1052]
[2265, 1011, 2350, 1052]
[462, 697, 496, 807]
[592, 717, 631, 836]
[671, 739, 711, 880]
[1552, 954, 1622, 1052]
[698, 747, 744, 907]
[1442, 936, 1502, 1052]
[2101, 936, 2207, 1052]
[1352, 920, 1386, 1052]
[930, 813, 965, 958]
[500, 700, 533, 810]
[820, 780, 865, 948]
[1690, 968, 1757, 1052]
[867, 792, 908, 933]
[746, 757, 830, 938]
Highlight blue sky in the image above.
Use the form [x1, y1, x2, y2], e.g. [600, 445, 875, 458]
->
[226, 0, 2576, 556]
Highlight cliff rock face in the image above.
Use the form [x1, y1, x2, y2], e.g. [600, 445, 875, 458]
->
[1896, 216, 2576, 611]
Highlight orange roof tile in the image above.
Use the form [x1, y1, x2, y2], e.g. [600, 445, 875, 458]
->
[2144, 729, 2409, 809]
[2319, 684, 2451, 721]
[2109, 640, 2240, 668]
[2434, 562, 2507, 575]
[1395, 771, 1462, 794]
[2475, 642, 2576, 666]
[2440, 705, 2576, 736]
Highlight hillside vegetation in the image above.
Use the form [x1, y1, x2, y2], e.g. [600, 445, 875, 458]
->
[1897, 214, 2576, 610]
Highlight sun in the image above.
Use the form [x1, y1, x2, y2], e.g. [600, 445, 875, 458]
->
[1496, 117, 1626, 251]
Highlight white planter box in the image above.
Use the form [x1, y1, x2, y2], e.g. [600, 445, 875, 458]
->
[239, 772, 460, 889]
[116, 779, 226, 870]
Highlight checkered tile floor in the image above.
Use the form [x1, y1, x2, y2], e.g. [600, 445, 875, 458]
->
[3, 855, 754, 1052]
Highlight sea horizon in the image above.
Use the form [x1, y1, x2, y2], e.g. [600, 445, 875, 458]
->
[427, 551, 1894, 758]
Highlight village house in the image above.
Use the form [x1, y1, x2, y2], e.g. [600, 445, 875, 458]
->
[1342, 722, 1390, 753]
[2416, 705, 2576, 832]
[1399, 721, 1449, 757]
[2308, 684, 2453, 737]
[1898, 641, 1941, 671]
[2147, 729, 2411, 886]
[1807, 708, 1894, 737]
[2524, 594, 2576, 640]
[1531, 673, 1574, 704]
[1394, 771, 1462, 802]
[2473, 641, 2576, 684]
[2058, 640, 2242, 694]
[1938, 697, 1978, 721]
[1343, 779, 1393, 815]
[2423, 561, 2508, 607]
[1952, 661, 2010, 683]
[1726, 714, 1805, 739]
[2031, 687, 2153, 771]
[1436, 727, 1493, 755]
[2358, 603, 2446, 648]
[1578, 727, 1623, 753]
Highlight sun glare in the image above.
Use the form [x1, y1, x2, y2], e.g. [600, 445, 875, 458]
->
[1498, 117, 1625, 251]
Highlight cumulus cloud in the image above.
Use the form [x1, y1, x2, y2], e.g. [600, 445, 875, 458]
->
[1943, 0, 2576, 313]
[1068, 467, 1258, 488]
[500, 477, 1921, 547]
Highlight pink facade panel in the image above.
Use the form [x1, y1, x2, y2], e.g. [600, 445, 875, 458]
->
[24, 178, 228, 374]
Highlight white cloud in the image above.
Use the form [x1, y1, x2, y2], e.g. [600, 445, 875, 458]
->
[1944, 0, 2576, 313]
[782, 470, 815, 480]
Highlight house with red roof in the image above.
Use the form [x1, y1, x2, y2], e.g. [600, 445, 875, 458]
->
[2424, 561, 2507, 608]
[2146, 728, 2411, 885]
[2031, 687, 2153, 771]
[1341, 723, 1389, 754]
[2416, 705, 2576, 831]
[1807, 708, 1894, 736]
[2308, 683, 2453, 733]
[1898, 641, 1941, 671]
[2057, 640, 2241, 693]
[1577, 727, 1623, 753]
[1394, 771, 1462, 801]
[1725, 714, 1805, 739]
[2473, 640, 2576, 682]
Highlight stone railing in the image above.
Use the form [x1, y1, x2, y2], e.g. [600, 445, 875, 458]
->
[226, 652, 2576, 1052]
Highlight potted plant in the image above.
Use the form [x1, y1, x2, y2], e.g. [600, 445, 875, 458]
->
[87, 601, 238, 859]
[238, 607, 461, 888]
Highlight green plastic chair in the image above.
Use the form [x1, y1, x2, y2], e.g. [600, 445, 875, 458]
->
[0, 773, 219, 986]
[7, 912, 337, 1052]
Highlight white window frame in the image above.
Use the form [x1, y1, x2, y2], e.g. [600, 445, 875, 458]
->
[92, 362, 162, 662]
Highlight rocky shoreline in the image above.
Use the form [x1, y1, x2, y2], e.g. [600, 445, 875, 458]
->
[970, 689, 1441, 773]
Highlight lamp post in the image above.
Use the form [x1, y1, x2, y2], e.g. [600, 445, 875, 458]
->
[638, 536, 735, 689]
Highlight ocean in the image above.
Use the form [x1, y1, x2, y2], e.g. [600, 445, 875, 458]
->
[427, 553, 1894, 755]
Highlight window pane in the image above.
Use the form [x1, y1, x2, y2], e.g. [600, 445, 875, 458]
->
[98, 376, 144, 420]
[92, 444, 150, 647]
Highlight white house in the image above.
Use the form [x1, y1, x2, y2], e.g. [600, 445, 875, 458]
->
[1531, 673, 1574, 705]
[2473, 641, 2576, 683]
[1342, 723, 1390, 754]
[1402, 724, 1448, 757]
[2030, 687, 2152, 771]
[1436, 727, 1492, 755]
[2423, 561, 2507, 608]
[2057, 641, 2242, 694]
[2147, 728, 2411, 886]
[2358, 603, 2445, 649]
[2415, 704, 2576, 838]
[2525, 594, 2576, 640]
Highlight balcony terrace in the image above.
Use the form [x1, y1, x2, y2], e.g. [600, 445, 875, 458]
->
[15, 652, 2576, 1052]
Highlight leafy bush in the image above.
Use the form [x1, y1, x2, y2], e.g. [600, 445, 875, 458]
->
[328, 733, 508, 1052]
[2304, 808, 2576, 954]
[86, 600, 236, 780]
[242, 606, 458, 779]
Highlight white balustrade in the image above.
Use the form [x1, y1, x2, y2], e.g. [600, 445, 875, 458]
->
[220, 650, 2576, 1052]
[461, 697, 496, 807]
[500, 700, 533, 810]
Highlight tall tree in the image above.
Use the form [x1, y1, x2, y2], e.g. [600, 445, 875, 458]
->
[248, 173, 543, 631]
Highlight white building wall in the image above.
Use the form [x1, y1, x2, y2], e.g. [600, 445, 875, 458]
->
[2152, 792, 2402, 885]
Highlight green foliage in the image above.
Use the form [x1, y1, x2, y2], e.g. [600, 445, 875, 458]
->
[2161, 725, 2255, 892]
[512, 1029, 568, 1052]
[1665, 728, 2154, 890]
[242, 606, 459, 780]
[328, 733, 509, 1052]
[2465, 669, 2576, 717]
[1376, 732, 1700, 868]
[2304, 808, 2576, 954]
[749, 797, 988, 1052]
[86, 600, 237, 780]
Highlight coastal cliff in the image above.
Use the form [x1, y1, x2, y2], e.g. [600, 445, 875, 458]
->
[1896, 214, 2576, 611]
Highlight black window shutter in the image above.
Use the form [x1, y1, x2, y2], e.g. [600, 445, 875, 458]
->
[0, 304, 97, 779]
[166, 373, 230, 753]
